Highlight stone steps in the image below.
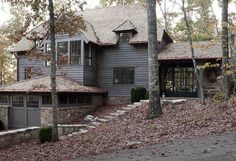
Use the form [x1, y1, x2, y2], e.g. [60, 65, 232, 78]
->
[59, 100, 147, 139]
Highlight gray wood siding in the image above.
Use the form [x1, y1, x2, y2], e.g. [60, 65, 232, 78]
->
[18, 57, 45, 81]
[98, 43, 148, 96]
[18, 57, 84, 84]
[83, 44, 97, 86]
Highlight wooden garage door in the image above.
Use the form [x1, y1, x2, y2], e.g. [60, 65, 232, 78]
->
[11, 95, 40, 129]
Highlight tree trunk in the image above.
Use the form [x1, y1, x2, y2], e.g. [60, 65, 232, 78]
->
[182, 0, 205, 103]
[146, 0, 162, 119]
[48, 0, 59, 142]
[221, 0, 230, 100]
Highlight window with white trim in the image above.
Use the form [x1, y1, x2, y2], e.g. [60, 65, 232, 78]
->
[45, 39, 82, 66]
[85, 43, 92, 66]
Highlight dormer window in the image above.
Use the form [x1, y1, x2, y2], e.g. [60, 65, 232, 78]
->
[113, 20, 137, 44]
[119, 32, 131, 43]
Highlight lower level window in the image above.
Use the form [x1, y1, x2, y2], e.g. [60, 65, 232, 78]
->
[0, 95, 9, 104]
[58, 94, 91, 106]
[113, 67, 134, 84]
[42, 95, 52, 105]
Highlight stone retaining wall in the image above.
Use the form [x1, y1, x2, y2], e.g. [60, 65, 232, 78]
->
[107, 96, 130, 105]
[41, 94, 105, 126]
[0, 106, 10, 130]
[0, 127, 39, 148]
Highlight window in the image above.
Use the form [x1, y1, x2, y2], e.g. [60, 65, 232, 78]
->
[162, 67, 196, 93]
[45, 43, 51, 66]
[0, 95, 9, 104]
[57, 41, 68, 54]
[12, 95, 24, 107]
[119, 32, 131, 43]
[70, 40, 81, 65]
[27, 96, 39, 108]
[85, 43, 92, 66]
[59, 95, 68, 105]
[68, 94, 76, 105]
[113, 67, 134, 84]
[45, 40, 81, 66]
[57, 41, 69, 65]
[58, 94, 91, 106]
[25, 67, 32, 79]
[42, 95, 52, 105]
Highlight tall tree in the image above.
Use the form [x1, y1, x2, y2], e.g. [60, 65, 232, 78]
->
[156, 0, 178, 34]
[48, 0, 58, 142]
[172, 0, 216, 41]
[181, 0, 205, 103]
[7, 0, 86, 141]
[0, 6, 27, 85]
[147, 0, 162, 119]
[221, 0, 230, 100]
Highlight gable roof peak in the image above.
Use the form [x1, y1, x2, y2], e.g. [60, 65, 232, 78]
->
[113, 20, 137, 33]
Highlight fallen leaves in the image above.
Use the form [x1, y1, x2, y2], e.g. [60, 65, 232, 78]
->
[0, 99, 236, 161]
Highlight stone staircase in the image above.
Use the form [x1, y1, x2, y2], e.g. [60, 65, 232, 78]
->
[203, 83, 220, 98]
[59, 102, 143, 139]
[59, 98, 187, 139]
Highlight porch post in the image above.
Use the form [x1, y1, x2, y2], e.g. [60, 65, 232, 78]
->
[199, 68, 204, 98]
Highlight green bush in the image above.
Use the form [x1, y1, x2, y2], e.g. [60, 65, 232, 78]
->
[39, 127, 52, 143]
[145, 91, 149, 99]
[131, 87, 147, 103]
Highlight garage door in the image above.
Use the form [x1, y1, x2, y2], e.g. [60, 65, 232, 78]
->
[11, 95, 40, 129]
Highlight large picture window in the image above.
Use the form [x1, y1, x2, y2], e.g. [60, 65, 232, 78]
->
[113, 67, 134, 84]
[162, 67, 196, 93]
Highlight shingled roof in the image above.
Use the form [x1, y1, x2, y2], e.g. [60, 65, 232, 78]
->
[0, 75, 107, 93]
[11, 5, 164, 52]
[158, 41, 222, 60]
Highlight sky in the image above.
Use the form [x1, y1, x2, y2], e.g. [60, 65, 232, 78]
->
[0, 0, 235, 26]
[0, 0, 100, 25]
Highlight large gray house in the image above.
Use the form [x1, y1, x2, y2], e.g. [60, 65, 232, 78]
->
[0, 5, 222, 129]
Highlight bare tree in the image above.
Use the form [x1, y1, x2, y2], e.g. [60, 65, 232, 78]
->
[181, 0, 205, 103]
[146, 0, 162, 119]
[221, 0, 230, 100]
[48, 0, 58, 142]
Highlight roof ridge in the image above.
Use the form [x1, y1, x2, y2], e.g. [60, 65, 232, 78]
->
[83, 4, 145, 12]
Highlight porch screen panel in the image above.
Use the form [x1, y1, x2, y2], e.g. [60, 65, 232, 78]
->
[70, 40, 81, 65]
[164, 67, 196, 93]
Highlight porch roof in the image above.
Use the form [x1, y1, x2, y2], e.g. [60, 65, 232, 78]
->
[0, 75, 107, 94]
[158, 41, 222, 60]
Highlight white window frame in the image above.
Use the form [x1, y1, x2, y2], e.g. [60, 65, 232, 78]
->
[44, 35, 85, 66]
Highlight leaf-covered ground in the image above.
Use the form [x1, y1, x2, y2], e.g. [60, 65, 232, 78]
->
[1, 99, 236, 161]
